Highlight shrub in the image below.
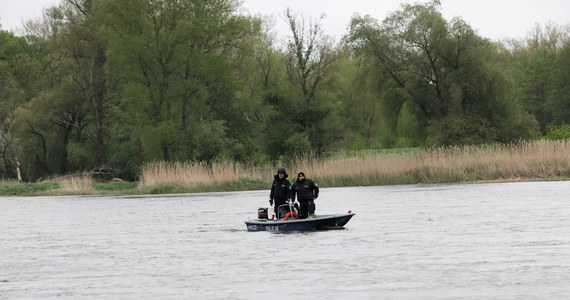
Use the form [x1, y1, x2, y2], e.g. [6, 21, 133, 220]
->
[545, 125, 570, 140]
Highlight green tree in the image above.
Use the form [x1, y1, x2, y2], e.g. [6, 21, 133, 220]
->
[231, 17, 282, 162]
[509, 24, 569, 131]
[103, 0, 259, 173]
[58, 0, 109, 167]
[552, 41, 570, 124]
[8, 3, 100, 179]
[282, 8, 340, 152]
[1, 30, 51, 180]
[345, 0, 537, 146]
[0, 59, 22, 179]
[12, 89, 83, 178]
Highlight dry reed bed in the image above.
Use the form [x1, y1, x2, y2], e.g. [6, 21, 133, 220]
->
[139, 140, 570, 188]
[139, 161, 264, 188]
[52, 174, 95, 195]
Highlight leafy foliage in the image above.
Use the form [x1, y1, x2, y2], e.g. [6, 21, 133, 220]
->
[345, 0, 539, 146]
[0, 0, 567, 181]
[545, 125, 570, 140]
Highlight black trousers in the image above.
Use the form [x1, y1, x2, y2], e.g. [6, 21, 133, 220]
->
[274, 199, 287, 218]
[298, 199, 315, 219]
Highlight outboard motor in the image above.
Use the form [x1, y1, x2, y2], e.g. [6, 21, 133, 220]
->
[257, 207, 269, 220]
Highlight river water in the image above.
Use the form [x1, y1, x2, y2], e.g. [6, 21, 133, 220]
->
[1, 181, 569, 299]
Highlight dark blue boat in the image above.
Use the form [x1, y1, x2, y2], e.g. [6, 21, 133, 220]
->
[245, 213, 355, 232]
[245, 204, 355, 232]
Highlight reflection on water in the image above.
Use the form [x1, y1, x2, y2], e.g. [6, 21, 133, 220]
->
[1, 182, 569, 299]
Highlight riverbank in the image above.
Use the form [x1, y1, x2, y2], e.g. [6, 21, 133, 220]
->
[2, 139, 570, 196]
[0, 177, 268, 196]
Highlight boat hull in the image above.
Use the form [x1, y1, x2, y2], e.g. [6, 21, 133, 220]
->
[244, 213, 355, 232]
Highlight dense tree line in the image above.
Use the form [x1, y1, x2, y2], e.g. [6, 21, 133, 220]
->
[0, 0, 568, 181]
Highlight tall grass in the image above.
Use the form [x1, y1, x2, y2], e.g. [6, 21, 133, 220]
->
[139, 139, 570, 190]
[292, 140, 570, 186]
[139, 160, 268, 188]
[52, 174, 96, 195]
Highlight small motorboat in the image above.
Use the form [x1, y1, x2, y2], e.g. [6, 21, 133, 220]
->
[244, 203, 355, 232]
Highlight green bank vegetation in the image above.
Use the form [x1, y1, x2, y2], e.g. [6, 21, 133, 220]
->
[3, 139, 570, 196]
[0, 178, 137, 196]
[1, 0, 570, 190]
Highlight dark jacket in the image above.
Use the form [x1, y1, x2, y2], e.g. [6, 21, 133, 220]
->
[270, 174, 291, 201]
[291, 178, 319, 202]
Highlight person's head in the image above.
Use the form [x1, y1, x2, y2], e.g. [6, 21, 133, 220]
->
[297, 172, 305, 181]
[277, 168, 287, 178]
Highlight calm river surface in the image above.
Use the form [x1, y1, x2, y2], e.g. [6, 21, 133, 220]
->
[1, 181, 570, 299]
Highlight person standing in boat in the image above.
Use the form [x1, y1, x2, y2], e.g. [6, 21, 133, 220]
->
[269, 168, 292, 219]
[291, 172, 319, 219]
